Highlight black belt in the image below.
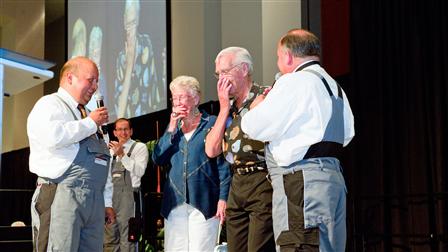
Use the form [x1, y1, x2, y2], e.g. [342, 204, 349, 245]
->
[234, 166, 267, 175]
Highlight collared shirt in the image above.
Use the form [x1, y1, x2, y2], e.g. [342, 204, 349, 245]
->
[110, 139, 149, 188]
[223, 83, 267, 168]
[241, 62, 355, 166]
[27, 87, 114, 207]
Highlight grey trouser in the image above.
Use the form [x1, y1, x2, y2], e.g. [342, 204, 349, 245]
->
[104, 172, 136, 252]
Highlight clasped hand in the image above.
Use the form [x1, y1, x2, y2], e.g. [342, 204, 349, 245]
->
[108, 141, 124, 157]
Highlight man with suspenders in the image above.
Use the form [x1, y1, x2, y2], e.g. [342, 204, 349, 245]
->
[104, 118, 149, 252]
[28, 56, 114, 251]
[242, 29, 355, 251]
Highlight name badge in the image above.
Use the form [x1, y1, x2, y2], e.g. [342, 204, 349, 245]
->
[94, 158, 107, 166]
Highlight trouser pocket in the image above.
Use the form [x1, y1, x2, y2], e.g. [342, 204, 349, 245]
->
[276, 171, 319, 249]
[34, 184, 57, 252]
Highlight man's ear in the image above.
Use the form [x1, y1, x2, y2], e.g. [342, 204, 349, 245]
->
[241, 63, 249, 77]
[67, 72, 73, 85]
[286, 51, 294, 66]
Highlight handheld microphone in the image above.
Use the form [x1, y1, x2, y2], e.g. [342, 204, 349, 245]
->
[275, 72, 282, 81]
[95, 93, 108, 135]
[272, 72, 282, 87]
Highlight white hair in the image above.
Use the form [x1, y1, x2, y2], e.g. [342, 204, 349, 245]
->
[169, 75, 201, 98]
[216, 47, 253, 76]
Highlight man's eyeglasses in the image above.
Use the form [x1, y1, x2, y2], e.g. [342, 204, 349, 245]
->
[214, 63, 243, 79]
[114, 128, 130, 132]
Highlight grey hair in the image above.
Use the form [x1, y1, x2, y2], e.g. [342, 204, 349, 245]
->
[169, 75, 201, 98]
[280, 29, 320, 58]
[216, 47, 253, 76]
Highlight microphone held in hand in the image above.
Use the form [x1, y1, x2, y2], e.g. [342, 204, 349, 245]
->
[95, 93, 108, 135]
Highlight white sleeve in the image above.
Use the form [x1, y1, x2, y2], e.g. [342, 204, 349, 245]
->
[103, 160, 114, 208]
[241, 75, 313, 142]
[121, 142, 149, 178]
[342, 90, 355, 146]
[27, 96, 98, 149]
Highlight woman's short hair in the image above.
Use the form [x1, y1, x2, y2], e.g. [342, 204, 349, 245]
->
[169, 75, 201, 98]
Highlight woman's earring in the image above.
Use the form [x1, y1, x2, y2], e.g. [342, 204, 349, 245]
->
[194, 107, 200, 116]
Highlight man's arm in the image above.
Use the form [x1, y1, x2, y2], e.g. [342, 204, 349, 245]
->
[215, 155, 231, 224]
[241, 75, 311, 141]
[205, 78, 232, 158]
[104, 158, 115, 225]
[27, 95, 98, 149]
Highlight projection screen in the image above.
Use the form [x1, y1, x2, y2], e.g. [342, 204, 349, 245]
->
[68, 0, 168, 121]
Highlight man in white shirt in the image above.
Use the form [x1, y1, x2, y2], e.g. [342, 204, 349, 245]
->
[242, 29, 355, 251]
[28, 56, 115, 251]
[104, 118, 149, 252]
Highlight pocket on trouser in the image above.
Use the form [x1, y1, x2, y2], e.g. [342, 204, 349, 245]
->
[104, 221, 120, 250]
[34, 184, 57, 252]
[276, 171, 319, 249]
[35, 184, 57, 214]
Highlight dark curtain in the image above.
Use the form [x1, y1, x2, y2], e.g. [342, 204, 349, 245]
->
[347, 0, 448, 251]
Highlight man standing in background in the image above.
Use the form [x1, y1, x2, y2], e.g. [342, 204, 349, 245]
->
[104, 118, 149, 252]
[242, 29, 355, 251]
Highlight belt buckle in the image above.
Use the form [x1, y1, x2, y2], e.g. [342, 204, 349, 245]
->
[236, 166, 263, 175]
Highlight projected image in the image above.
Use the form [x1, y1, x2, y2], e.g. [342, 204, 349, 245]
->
[68, 0, 167, 120]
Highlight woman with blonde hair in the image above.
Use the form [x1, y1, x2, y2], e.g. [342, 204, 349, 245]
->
[152, 75, 231, 251]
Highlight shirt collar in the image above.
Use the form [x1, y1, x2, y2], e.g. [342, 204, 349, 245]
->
[57, 87, 80, 111]
[122, 139, 134, 149]
[293, 60, 320, 72]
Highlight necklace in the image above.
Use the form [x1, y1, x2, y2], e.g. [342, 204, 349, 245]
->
[181, 113, 201, 132]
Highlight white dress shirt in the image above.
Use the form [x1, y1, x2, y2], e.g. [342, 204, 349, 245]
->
[111, 139, 149, 188]
[241, 62, 355, 166]
[27, 87, 114, 207]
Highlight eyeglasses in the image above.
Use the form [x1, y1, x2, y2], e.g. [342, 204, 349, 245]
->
[214, 63, 243, 79]
[170, 94, 192, 104]
[114, 128, 130, 132]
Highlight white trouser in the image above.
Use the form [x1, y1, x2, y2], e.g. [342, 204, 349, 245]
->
[164, 203, 219, 252]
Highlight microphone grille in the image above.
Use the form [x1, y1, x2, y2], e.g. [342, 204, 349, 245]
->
[274, 72, 282, 81]
[95, 92, 104, 100]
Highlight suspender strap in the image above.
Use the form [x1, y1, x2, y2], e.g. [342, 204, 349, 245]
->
[303, 69, 343, 99]
[296, 64, 344, 159]
[55, 95, 79, 120]
[127, 141, 138, 157]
